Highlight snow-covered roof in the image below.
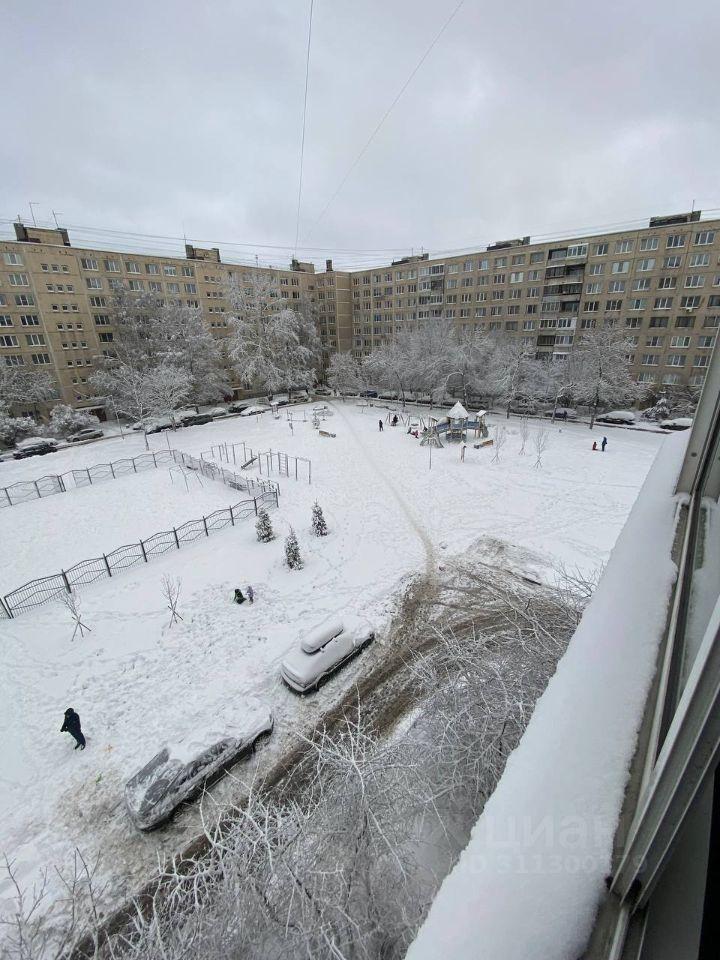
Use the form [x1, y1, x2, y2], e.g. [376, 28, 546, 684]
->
[447, 401, 469, 420]
[476, 409, 487, 418]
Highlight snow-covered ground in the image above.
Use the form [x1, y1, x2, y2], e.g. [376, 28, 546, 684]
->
[0, 402, 665, 931]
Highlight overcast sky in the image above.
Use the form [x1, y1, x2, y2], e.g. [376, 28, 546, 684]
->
[3, 0, 719, 269]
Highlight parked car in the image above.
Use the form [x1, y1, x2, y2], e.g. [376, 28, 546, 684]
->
[180, 413, 214, 427]
[510, 399, 538, 415]
[12, 437, 59, 459]
[124, 712, 274, 830]
[314, 387, 332, 397]
[131, 417, 173, 434]
[67, 427, 104, 443]
[240, 404, 271, 416]
[359, 389, 378, 398]
[207, 406, 229, 418]
[660, 417, 693, 431]
[280, 616, 375, 693]
[544, 407, 578, 421]
[596, 409, 636, 425]
[228, 400, 252, 413]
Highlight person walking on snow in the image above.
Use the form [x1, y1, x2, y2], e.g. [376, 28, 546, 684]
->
[378, 419, 384, 431]
[247, 585, 254, 604]
[60, 707, 86, 750]
[601, 436, 608, 452]
[460, 442, 467, 462]
[233, 588, 246, 604]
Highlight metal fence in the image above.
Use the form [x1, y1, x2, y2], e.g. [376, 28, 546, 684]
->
[201, 441, 311, 483]
[0, 447, 278, 510]
[1, 489, 279, 618]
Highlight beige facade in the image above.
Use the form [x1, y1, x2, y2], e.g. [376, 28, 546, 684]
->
[347, 211, 720, 394]
[0, 225, 352, 414]
[1, 212, 718, 414]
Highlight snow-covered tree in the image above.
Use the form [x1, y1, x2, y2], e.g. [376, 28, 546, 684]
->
[573, 326, 644, 429]
[533, 354, 582, 421]
[327, 351, 364, 397]
[362, 338, 411, 404]
[0, 364, 56, 417]
[284, 528, 303, 569]
[144, 363, 192, 423]
[42, 404, 100, 438]
[311, 502, 328, 537]
[0, 404, 37, 447]
[160, 304, 229, 405]
[641, 394, 672, 421]
[226, 272, 320, 397]
[255, 508, 275, 543]
[487, 336, 540, 418]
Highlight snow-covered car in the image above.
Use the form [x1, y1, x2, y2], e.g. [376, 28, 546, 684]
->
[596, 409, 636, 425]
[228, 400, 251, 413]
[544, 407, 577, 420]
[180, 413, 214, 426]
[240, 404, 271, 416]
[280, 616, 375, 694]
[131, 417, 173, 434]
[67, 427, 104, 443]
[208, 406, 229, 418]
[124, 712, 274, 830]
[359, 389, 378, 398]
[12, 437, 59, 459]
[314, 388, 332, 397]
[660, 417, 693, 431]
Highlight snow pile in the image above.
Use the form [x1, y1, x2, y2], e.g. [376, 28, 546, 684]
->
[407, 432, 688, 960]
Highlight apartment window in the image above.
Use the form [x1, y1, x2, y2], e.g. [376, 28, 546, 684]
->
[640, 236, 659, 251]
[493, 257, 507, 268]
[698, 336, 715, 348]
[94, 315, 110, 326]
[684, 275, 704, 288]
[589, 264, 604, 277]
[25, 333, 45, 346]
[675, 316, 695, 328]
[654, 297, 673, 309]
[493, 273, 506, 284]
[523, 320, 535, 330]
[658, 276, 677, 289]
[526, 286, 540, 297]
[448, 264, 460, 274]
[625, 318, 642, 328]
[184, 282, 197, 294]
[666, 354, 686, 366]
[710, 295, 720, 307]
[689, 253, 710, 267]
[9, 273, 29, 286]
[89, 296, 106, 307]
[125, 261, 140, 274]
[669, 334, 692, 349]
[0, 334, 19, 347]
[4, 251, 23, 266]
[662, 373, 681, 385]
[98, 332, 114, 342]
[3, 354, 24, 365]
[633, 278, 651, 291]
[163, 265, 177, 276]
[181, 266, 194, 277]
[507, 306, 520, 316]
[586, 282, 602, 294]
[108, 279, 123, 290]
[526, 304, 537, 315]
[567, 243, 588, 258]
[663, 255, 683, 268]
[609, 280, 626, 293]
[584, 301, 599, 312]
[580, 318, 596, 329]
[86, 277, 103, 290]
[492, 290, 504, 301]
[694, 230, 715, 245]
[611, 261, 630, 275]
[615, 239, 633, 253]
[646, 335, 664, 347]
[510, 272, 524, 283]
[641, 354, 659, 365]
[478, 258, 489, 270]
[475, 307, 487, 318]
[0, 315, 11, 327]
[649, 316, 669, 328]
[15, 294, 34, 306]
[490, 306, 503, 316]
[637, 372, 656, 383]
[31, 353, 51, 365]
[104, 259, 121, 272]
[80, 257, 98, 270]
[593, 242, 609, 256]
[637, 258, 655, 272]
[526, 252, 542, 264]
[148, 281, 162, 292]
[703, 316, 719, 328]
[667, 234, 687, 248]
[145, 263, 160, 275]
[692, 355, 709, 368]
[606, 299, 623, 311]
[629, 298, 647, 310]
[680, 295, 701, 309]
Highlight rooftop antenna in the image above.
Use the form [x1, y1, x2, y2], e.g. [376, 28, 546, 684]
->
[52, 210, 62, 228]
[28, 202, 40, 226]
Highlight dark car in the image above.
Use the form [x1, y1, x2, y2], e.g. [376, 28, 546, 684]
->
[359, 389, 378, 398]
[228, 401, 251, 414]
[12, 438, 58, 459]
[125, 712, 274, 830]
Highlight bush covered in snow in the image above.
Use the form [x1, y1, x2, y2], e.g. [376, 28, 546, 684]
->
[42, 404, 101, 439]
[0, 405, 38, 447]
[255, 508, 275, 543]
[311, 501, 328, 537]
[284, 528, 303, 569]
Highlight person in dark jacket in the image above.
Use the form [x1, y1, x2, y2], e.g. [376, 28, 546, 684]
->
[378, 419, 384, 431]
[60, 708, 86, 750]
[233, 588, 246, 604]
[391, 414, 399, 426]
[601, 436, 608, 452]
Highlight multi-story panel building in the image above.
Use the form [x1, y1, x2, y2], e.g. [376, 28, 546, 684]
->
[1, 212, 718, 415]
[348, 210, 720, 395]
[0, 224, 353, 415]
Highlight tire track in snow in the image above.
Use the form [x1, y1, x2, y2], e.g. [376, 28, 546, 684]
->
[331, 402, 437, 581]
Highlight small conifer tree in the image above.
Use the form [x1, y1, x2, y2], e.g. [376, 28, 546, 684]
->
[255, 508, 275, 543]
[311, 501, 328, 537]
[284, 528, 303, 570]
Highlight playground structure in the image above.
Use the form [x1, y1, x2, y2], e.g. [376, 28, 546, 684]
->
[201, 441, 311, 484]
[418, 402, 489, 447]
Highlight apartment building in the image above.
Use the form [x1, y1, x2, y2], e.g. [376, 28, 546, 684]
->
[347, 210, 720, 395]
[0, 224, 353, 414]
[1, 212, 718, 415]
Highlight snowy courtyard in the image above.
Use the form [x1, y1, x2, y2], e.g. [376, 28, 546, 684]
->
[0, 401, 665, 928]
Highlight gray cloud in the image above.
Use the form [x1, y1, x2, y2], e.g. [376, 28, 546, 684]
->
[3, 0, 718, 269]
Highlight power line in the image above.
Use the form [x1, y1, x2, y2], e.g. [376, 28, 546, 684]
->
[302, 0, 466, 241]
[294, 0, 314, 256]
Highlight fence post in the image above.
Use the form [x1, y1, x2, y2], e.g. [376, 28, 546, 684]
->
[203, 516, 208, 536]
[103, 554, 112, 577]
[140, 539, 148, 562]
[254, 497, 259, 516]
[173, 528, 180, 549]
[0, 596, 13, 619]
[153, 453, 157, 466]
[87, 468, 92, 485]
[58, 475, 66, 493]
[110, 462, 116, 478]
[133, 457, 137, 472]
[33, 480, 41, 498]
[3, 488, 11, 507]
[61, 570, 71, 593]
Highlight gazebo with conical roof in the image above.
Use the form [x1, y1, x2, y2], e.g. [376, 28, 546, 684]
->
[445, 400, 469, 441]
